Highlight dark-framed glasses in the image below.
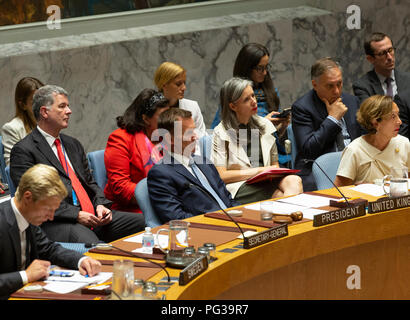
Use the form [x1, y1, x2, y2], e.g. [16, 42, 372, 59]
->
[253, 64, 272, 73]
[373, 47, 395, 58]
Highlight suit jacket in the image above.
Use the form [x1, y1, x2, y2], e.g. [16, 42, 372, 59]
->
[291, 90, 363, 191]
[10, 128, 111, 223]
[147, 154, 239, 223]
[395, 89, 410, 140]
[352, 69, 410, 103]
[0, 200, 83, 299]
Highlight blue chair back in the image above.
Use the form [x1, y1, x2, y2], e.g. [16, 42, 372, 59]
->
[198, 134, 212, 160]
[312, 151, 343, 190]
[56, 242, 89, 254]
[287, 125, 297, 169]
[135, 178, 161, 228]
[0, 136, 7, 183]
[86, 149, 107, 189]
[5, 166, 15, 196]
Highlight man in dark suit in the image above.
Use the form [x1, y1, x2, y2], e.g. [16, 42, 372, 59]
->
[353, 32, 410, 103]
[10, 85, 144, 243]
[395, 89, 410, 140]
[292, 57, 363, 191]
[148, 108, 239, 223]
[0, 164, 101, 299]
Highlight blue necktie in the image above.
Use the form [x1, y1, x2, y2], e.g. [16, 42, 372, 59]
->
[189, 160, 227, 209]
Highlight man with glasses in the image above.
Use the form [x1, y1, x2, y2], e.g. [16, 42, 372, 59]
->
[353, 32, 410, 103]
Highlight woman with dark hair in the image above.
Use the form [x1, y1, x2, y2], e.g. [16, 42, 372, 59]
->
[104, 89, 169, 213]
[211, 77, 302, 204]
[1, 76, 44, 165]
[211, 43, 290, 164]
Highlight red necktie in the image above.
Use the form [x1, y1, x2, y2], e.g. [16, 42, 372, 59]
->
[54, 138, 95, 214]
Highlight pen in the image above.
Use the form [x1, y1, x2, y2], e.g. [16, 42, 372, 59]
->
[101, 211, 111, 220]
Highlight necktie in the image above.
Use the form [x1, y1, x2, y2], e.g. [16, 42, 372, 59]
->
[55, 138, 95, 214]
[385, 78, 393, 97]
[189, 160, 227, 210]
[335, 133, 345, 151]
[20, 229, 27, 271]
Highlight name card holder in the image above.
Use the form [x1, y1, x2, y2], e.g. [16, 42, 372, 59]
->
[368, 195, 410, 214]
[313, 203, 366, 227]
[243, 224, 288, 249]
[179, 255, 208, 286]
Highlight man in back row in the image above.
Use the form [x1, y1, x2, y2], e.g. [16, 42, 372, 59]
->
[0, 164, 101, 299]
[353, 32, 410, 103]
[10, 85, 145, 243]
[292, 57, 362, 191]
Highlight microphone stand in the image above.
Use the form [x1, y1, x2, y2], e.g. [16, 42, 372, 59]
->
[185, 183, 248, 247]
[93, 243, 171, 283]
[303, 158, 351, 206]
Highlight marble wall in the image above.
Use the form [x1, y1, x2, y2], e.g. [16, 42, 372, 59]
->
[0, 0, 409, 152]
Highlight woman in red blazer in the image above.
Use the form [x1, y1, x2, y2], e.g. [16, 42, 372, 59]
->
[104, 89, 169, 213]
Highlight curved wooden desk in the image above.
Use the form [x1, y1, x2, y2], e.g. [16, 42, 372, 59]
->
[144, 187, 410, 300]
[87, 187, 410, 300]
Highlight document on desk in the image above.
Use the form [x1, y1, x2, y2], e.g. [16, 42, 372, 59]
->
[43, 270, 112, 294]
[277, 193, 343, 208]
[125, 233, 169, 248]
[244, 201, 327, 220]
[349, 184, 386, 197]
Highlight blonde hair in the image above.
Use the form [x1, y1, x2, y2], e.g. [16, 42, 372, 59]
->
[356, 95, 393, 134]
[154, 62, 186, 91]
[15, 164, 68, 202]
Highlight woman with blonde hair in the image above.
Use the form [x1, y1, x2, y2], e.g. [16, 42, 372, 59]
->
[154, 62, 206, 135]
[335, 95, 410, 186]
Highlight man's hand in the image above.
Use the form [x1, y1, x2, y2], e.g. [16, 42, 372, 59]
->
[95, 205, 112, 226]
[323, 97, 348, 120]
[79, 257, 102, 277]
[26, 259, 51, 283]
[77, 211, 101, 227]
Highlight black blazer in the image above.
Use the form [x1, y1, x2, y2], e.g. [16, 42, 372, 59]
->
[353, 69, 410, 103]
[0, 200, 83, 299]
[395, 89, 410, 140]
[10, 128, 111, 222]
[291, 90, 363, 191]
[147, 154, 239, 223]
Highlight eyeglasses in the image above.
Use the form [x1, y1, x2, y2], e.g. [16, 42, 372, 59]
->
[373, 47, 396, 58]
[253, 64, 272, 73]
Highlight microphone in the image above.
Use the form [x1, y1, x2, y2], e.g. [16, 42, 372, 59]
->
[90, 242, 171, 283]
[184, 182, 248, 246]
[284, 139, 292, 169]
[303, 158, 351, 206]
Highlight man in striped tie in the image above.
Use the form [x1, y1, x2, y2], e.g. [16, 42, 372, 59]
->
[147, 108, 239, 223]
[10, 85, 145, 243]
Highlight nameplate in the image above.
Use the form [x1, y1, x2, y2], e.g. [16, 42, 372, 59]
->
[313, 204, 366, 227]
[243, 224, 288, 249]
[368, 195, 410, 214]
[179, 255, 208, 286]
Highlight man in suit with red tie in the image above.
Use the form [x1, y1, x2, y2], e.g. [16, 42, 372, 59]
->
[353, 32, 410, 103]
[10, 85, 145, 243]
[0, 164, 101, 299]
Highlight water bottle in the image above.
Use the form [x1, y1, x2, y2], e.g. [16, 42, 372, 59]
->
[142, 227, 154, 254]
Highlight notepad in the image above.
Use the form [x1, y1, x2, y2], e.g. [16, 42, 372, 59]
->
[246, 168, 300, 184]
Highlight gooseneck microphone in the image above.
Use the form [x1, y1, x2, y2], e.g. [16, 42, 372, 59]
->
[90, 242, 171, 283]
[303, 158, 350, 206]
[184, 182, 248, 245]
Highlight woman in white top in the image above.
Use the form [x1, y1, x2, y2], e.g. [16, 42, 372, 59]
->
[2, 77, 44, 166]
[335, 95, 410, 186]
[211, 77, 302, 204]
[154, 62, 206, 136]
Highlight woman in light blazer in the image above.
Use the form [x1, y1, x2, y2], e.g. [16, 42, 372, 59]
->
[211, 77, 302, 204]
